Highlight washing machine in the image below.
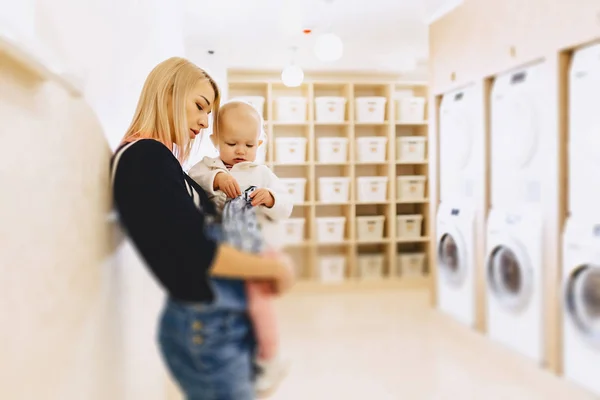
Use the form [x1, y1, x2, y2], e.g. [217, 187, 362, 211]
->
[490, 62, 551, 208]
[562, 216, 600, 396]
[569, 41, 600, 217]
[485, 206, 543, 362]
[436, 202, 476, 326]
[439, 84, 479, 203]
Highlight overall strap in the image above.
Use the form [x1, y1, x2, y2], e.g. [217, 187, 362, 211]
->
[111, 141, 137, 188]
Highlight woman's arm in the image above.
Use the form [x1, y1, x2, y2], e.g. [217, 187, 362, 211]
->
[211, 245, 281, 278]
[212, 245, 295, 293]
[112, 140, 291, 301]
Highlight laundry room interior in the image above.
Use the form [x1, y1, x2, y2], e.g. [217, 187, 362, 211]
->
[1, 0, 600, 399]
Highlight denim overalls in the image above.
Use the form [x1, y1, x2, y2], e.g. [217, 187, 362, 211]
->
[158, 187, 264, 400]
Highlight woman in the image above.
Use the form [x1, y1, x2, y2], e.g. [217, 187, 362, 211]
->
[111, 57, 294, 399]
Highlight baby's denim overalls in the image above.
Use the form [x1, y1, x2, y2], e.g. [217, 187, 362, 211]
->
[158, 187, 264, 400]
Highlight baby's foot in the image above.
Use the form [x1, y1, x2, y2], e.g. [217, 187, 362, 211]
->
[255, 356, 290, 398]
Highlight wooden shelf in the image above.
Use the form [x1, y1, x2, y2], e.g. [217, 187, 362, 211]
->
[396, 160, 428, 165]
[396, 121, 428, 126]
[291, 277, 430, 293]
[397, 199, 429, 204]
[314, 121, 350, 126]
[397, 237, 431, 243]
[318, 241, 353, 247]
[315, 201, 351, 206]
[272, 121, 310, 126]
[227, 72, 430, 290]
[355, 121, 389, 126]
[315, 162, 348, 166]
[283, 242, 312, 249]
[357, 238, 392, 245]
[355, 161, 389, 165]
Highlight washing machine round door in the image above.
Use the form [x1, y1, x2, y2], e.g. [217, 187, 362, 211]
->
[564, 264, 600, 346]
[486, 240, 534, 311]
[442, 111, 472, 170]
[496, 97, 538, 168]
[438, 226, 468, 287]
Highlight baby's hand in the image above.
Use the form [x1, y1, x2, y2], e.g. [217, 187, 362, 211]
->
[250, 188, 275, 208]
[215, 172, 241, 198]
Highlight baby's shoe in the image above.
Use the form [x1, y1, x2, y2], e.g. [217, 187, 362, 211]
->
[255, 356, 290, 398]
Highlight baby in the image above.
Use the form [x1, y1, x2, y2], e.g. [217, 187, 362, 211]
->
[189, 100, 292, 397]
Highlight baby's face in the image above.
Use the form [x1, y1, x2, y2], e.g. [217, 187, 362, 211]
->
[217, 108, 262, 166]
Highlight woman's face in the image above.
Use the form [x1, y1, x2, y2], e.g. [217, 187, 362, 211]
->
[169, 79, 215, 141]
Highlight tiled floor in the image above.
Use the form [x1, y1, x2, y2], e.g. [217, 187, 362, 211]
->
[267, 289, 595, 400]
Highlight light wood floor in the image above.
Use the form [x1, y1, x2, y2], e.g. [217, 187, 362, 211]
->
[267, 289, 595, 400]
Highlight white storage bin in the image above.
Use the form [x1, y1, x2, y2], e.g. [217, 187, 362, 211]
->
[357, 177, 388, 202]
[317, 137, 348, 164]
[275, 137, 307, 164]
[356, 136, 387, 163]
[275, 96, 307, 122]
[396, 136, 427, 162]
[356, 216, 385, 242]
[397, 176, 427, 201]
[355, 97, 387, 123]
[396, 214, 423, 238]
[281, 218, 305, 244]
[279, 178, 306, 204]
[315, 97, 347, 122]
[318, 177, 350, 203]
[232, 96, 265, 118]
[398, 253, 426, 277]
[358, 254, 385, 280]
[316, 217, 346, 243]
[396, 97, 426, 122]
[318, 256, 346, 283]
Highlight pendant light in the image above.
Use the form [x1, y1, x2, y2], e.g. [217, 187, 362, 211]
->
[314, 0, 343, 62]
[314, 32, 343, 62]
[281, 46, 304, 87]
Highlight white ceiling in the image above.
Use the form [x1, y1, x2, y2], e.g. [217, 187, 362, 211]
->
[184, 0, 458, 74]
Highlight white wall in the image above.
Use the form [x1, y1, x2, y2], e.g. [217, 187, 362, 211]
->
[28, 0, 189, 399]
[184, 43, 229, 169]
[0, 61, 116, 400]
[36, 0, 186, 149]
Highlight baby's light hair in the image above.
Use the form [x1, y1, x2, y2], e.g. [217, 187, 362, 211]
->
[213, 99, 266, 142]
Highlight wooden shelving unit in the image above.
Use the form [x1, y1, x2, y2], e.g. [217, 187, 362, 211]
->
[228, 71, 430, 290]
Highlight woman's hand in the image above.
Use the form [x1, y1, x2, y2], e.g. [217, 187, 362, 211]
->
[263, 249, 295, 294]
[215, 172, 241, 198]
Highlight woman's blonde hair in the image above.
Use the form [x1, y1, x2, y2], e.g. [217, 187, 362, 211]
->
[122, 57, 220, 163]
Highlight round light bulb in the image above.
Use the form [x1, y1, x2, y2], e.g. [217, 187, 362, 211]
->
[314, 33, 343, 62]
[281, 64, 304, 87]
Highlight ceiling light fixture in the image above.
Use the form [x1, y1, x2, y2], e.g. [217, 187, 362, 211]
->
[314, 0, 343, 62]
[314, 32, 343, 62]
[281, 46, 304, 87]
